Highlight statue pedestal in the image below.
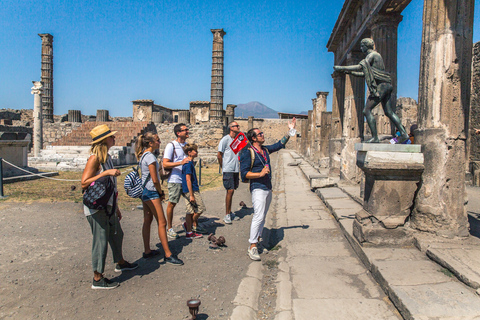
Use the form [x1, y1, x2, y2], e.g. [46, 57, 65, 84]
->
[353, 143, 424, 246]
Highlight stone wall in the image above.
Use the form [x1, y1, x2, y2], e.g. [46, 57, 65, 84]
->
[396, 97, 418, 134]
[43, 122, 83, 146]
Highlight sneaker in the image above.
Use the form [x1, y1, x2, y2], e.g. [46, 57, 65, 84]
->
[164, 255, 184, 266]
[230, 212, 240, 221]
[248, 247, 261, 261]
[143, 249, 161, 259]
[192, 225, 208, 234]
[186, 232, 203, 239]
[167, 228, 179, 239]
[114, 261, 139, 272]
[223, 214, 232, 224]
[91, 277, 119, 290]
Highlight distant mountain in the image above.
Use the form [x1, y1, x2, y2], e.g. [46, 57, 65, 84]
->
[298, 111, 308, 115]
[235, 101, 279, 119]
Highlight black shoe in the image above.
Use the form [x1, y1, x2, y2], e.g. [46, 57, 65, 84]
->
[143, 249, 161, 259]
[164, 255, 184, 266]
[91, 277, 119, 290]
[114, 261, 139, 272]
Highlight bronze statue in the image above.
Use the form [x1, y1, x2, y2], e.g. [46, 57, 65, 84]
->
[334, 38, 408, 143]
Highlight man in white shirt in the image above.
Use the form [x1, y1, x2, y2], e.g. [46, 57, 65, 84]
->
[162, 123, 191, 239]
[217, 121, 241, 224]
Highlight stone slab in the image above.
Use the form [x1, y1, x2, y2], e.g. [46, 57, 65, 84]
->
[391, 282, 480, 319]
[286, 241, 353, 258]
[355, 143, 421, 153]
[427, 248, 480, 289]
[316, 187, 349, 200]
[362, 248, 425, 261]
[233, 277, 261, 310]
[374, 260, 453, 286]
[310, 176, 336, 189]
[292, 299, 400, 320]
[230, 306, 257, 320]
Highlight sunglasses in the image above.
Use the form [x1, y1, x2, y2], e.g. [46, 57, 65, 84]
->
[179, 129, 189, 132]
[256, 132, 264, 136]
[230, 125, 240, 128]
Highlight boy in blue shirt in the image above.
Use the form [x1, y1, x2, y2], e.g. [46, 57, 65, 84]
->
[181, 143, 207, 239]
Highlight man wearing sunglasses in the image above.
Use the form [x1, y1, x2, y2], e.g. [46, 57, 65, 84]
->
[162, 123, 191, 239]
[217, 121, 241, 224]
[240, 118, 296, 261]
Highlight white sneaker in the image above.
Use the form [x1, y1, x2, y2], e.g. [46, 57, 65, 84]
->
[223, 214, 232, 224]
[248, 247, 261, 261]
[231, 212, 240, 221]
[167, 228, 179, 239]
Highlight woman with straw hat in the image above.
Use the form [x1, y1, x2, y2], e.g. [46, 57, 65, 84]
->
[81, 124, 138, 289]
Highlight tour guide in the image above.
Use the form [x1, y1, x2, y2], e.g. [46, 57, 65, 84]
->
[240, 118, 296, 261]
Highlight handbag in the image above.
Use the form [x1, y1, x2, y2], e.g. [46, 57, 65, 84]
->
[83, 169, 115, 213]
[160, 142, 176, 181]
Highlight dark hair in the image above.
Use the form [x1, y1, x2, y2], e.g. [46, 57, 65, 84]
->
[409, 124, 418, 134]
[183, 143, 198, 154]
[247, 128, 259, 143]
[174, 123, 187, 137]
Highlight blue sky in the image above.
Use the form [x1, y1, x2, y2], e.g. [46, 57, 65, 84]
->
[0, 0, 479, 117]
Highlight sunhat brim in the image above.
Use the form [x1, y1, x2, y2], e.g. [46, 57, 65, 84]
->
[90, 130, 118, 144]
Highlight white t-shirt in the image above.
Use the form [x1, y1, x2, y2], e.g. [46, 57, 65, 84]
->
[140, 152, 160, 191]
[218, 134, 239, 173]
[163, 140, 186, 184]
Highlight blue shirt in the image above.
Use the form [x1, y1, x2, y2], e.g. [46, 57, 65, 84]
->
[181, 161, 199, 193]
[240, 141, 285, 191]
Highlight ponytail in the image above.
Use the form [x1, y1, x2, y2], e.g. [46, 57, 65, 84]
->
[135, 132, 157, 160]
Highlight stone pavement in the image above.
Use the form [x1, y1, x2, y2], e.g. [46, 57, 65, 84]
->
[287, 150, 480, 320]
[237, 150, 402, 319]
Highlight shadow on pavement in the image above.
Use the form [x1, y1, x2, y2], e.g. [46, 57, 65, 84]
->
[264, 225, 309, 249]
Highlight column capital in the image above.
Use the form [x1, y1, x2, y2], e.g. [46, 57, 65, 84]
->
[31, 81, 44, 95]
[38, 33, 53, 45]
[211, 29, 226, 41]
[316, 91, 329, 98]
[369, 14, 403, 30]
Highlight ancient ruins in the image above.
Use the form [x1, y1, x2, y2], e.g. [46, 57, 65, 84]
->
[1, 0, 479, 242]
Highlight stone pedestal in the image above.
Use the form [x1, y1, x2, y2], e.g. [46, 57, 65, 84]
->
[353, 143, 424, 246]
[68, 110, 82, 123]
[96, 110, 109, 122]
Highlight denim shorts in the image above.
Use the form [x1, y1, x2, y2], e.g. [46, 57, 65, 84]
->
[141, 188, 160, 202]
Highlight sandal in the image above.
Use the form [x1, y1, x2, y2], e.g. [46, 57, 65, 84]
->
[143, 249, 161, 259]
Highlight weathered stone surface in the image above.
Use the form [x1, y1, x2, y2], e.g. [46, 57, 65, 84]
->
[353, 219, 414, 247]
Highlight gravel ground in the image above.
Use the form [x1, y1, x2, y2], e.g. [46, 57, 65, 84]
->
[0, 181, 258, 319]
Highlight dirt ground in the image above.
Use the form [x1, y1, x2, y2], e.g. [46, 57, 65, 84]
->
[0, 182, 257, 319]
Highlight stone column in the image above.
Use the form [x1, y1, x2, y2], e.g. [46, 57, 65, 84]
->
[412, 0, 475, 237]
[152, 112, 162, 123]
[248, 116, 254, 130]
[469, 42, 480, 184]
[340, 52, 365, 183]
[38, 34, 53, 123]
[31, 81, 43, 157]
[210, 29, 226, 121]
[329, 71, 345, 175]
[96, 110, 109, 122]
[226, 104, 237, 124]
[370, 14, 403, 136]
[314, 92, 328, 160]
[68, 110, 82, 123]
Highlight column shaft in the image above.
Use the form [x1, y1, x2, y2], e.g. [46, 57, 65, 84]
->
[210, 29, 226, 121]
[412, 0, 475, 237]
[38, 34, 53, 123]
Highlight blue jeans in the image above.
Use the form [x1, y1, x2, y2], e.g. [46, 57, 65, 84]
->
[141, 188, 160, 202]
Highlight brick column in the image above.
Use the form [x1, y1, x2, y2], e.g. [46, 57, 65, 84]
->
[210, 29, 226, 121]
[39, 34, 53, 123]
[412, 0, 475, 237]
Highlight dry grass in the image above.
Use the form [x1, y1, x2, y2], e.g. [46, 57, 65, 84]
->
[1, 164, 224, 210]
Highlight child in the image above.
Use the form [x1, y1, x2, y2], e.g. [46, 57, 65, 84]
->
[181, 143, 207, 239]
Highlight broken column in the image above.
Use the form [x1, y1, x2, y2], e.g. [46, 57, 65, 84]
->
[210, 29, 226, 121]
[340, 52, 364, 183]
[248, 116, 254, 130]
[412, 0, 474, 238]
[38, 34, 54, 123]
[226, 104, 236, 124]
[329, 71, 345, 175]
[313, 92, 328, 161]
[68, 110, 82, 123]
[96, 110, 109, 122]
[31, 81, 43, 157]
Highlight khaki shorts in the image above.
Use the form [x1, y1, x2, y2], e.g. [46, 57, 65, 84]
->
[183, 191, 206, 214]
[167, 183, 183, 204]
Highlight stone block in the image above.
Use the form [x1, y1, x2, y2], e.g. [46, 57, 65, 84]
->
[352, 217, 414, 247]
[310, 176, 335, 189]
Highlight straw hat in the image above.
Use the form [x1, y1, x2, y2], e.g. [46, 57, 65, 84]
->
[89, 124, 117, 144]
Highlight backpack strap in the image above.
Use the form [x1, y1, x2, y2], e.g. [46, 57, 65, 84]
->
[249, 148, 255, 171]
